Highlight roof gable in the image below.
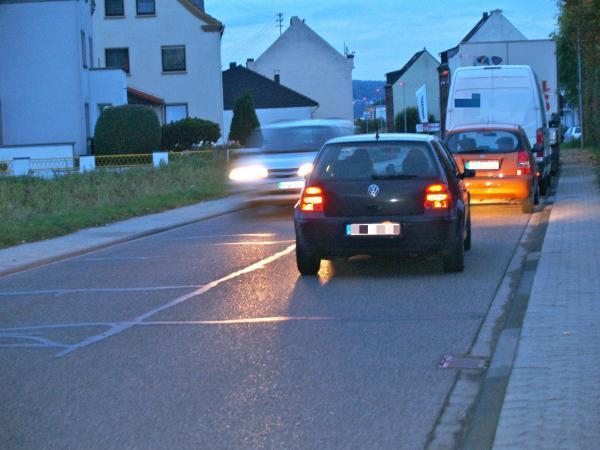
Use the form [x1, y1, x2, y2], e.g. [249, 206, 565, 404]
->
[255, 16, 347, 66]
[177, 0, 223, 32]
[222, 65, 318, 110]
[386, 49, 439, 85]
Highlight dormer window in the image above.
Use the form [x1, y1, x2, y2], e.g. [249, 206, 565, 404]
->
[136, 0, 155, 16]
[105, 0, 124, 17]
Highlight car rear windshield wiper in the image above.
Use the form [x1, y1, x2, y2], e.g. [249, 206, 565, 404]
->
[371, 174, 420, 180]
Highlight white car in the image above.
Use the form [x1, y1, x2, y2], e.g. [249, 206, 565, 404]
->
[228, 120, 355, 203]
[563, 126, 582, 142]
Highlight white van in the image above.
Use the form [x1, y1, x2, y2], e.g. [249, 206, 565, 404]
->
[446, 65, 552, 193]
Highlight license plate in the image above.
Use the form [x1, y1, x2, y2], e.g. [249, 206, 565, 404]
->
[346, 223, 401, 236]
[465, 160, 500, 170]
[278, 180, 304, 190]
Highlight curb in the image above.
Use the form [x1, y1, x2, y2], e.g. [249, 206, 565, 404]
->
[0, 198, 249, 279]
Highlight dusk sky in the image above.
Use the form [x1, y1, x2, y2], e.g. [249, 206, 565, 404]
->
[205, 0, 559, 80]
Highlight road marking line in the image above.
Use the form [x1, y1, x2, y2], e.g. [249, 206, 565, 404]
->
[167, 233, 275, 241]
[83, 256, 148, 261]
[0, 285, 205, 298]
[55, 244, 297, 357]
[208, 240, 295, 246]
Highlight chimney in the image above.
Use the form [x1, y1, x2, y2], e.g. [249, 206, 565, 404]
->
[274, 70, 280, 84]
[483, 11, 489, 19]
[290, 16, 302, 26]
[246, 58, 254, 68]
[229, 62, 236, 70]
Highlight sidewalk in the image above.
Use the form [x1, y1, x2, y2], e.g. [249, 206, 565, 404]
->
[493, 151, 600, 449]
[0, 195, 246, 277]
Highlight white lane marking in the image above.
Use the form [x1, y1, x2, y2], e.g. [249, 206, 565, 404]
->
[84, 256, 148, 261]
[0, 333, 68, 348]
[0, 285, 205, 298]
[208, 240, 295, 246]
[55, 244, 297, 357]
[168, 233, 275, 241]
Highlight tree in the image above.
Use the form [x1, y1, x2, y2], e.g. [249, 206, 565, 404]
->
[94, 105, 161, 155]
[229, 94, 260, 145]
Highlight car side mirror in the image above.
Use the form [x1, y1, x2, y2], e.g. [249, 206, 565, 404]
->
[461, 169, 476, 179]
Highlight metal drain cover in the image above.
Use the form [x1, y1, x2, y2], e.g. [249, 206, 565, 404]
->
[439, 355, 488, 370]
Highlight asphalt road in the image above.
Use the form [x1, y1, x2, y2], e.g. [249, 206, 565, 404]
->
[0, 204, 531, 449]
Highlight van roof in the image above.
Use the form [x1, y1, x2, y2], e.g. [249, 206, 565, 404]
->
[454, 65, 534, 75]
[447, 123, 523, 132]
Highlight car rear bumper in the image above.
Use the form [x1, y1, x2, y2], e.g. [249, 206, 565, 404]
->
[465, 176, 532, 202]
[229, 178, 305, 204]
[294, 212, 460, 258]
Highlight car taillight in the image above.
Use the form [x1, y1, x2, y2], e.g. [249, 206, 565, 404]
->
[300, 186, 324, 212]
[536, 128, 544, 157]
[425, 183, 449, 209]
[517, 150, 532, 176]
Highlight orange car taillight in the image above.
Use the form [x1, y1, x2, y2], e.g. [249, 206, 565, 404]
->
[425, 183, 449, 209]
[517, 150, 532, 176]
[300, 186, 324, 212]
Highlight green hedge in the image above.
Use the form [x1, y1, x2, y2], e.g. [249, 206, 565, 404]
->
[161, 117, 221, 151]
[94, 105, 161, 155]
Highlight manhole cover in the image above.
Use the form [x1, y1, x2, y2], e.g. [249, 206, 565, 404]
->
[439, 355, 488, 370]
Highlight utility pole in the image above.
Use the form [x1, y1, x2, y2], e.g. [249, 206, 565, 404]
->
[577, 32, 584, 149]
[276, 13, 284, 35]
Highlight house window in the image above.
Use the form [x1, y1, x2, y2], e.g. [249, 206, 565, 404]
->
[81, 31, 87, 68]
[165, 104, 188, 124]
[161, 46, 186, 73]
[136, 0, 155, 15]
[105, 0, 124, 17]
[89, 36, 94, 68]
[105, 48, 130, 73]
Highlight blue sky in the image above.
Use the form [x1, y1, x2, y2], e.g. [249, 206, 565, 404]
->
[205, 0, 559, 80]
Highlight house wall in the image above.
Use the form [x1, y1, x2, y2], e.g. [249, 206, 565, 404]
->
[0, 0, 126, 156]
[93, 0, 224, 134]
[469, 11, 527, 43]
[391, 53, 440, 128]
[89, 69, 128, 133]
[247, 17, 353, 121]
[223, 106, 314, 143]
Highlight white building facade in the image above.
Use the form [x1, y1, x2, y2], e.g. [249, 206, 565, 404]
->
[385, 49, 440, 132]
[93, 0, 224, 133]
[0, 0, 127, 156]
[247, 16, 354, 121]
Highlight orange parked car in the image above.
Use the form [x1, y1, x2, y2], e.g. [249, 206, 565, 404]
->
[444, 124, 539, 213]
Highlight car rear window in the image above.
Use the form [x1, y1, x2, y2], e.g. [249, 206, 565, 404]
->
[445, 130, 526, 154]
[313, 142, 439, 180]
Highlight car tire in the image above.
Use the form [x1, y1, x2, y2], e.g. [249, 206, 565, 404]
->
[539, 174, 548, 196]
[296, 243, 320, 276]
[443, 236, 465, 273]
[522, 194, 534, 214]
[533, 182, 540, 205]
[464, 213, 472, 251]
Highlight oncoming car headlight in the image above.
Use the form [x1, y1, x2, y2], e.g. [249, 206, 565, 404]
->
[229, 165, 269, 182]
[297, 163, 313, 178]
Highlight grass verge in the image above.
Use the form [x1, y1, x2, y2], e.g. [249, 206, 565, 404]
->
[0, 155, 227, 249]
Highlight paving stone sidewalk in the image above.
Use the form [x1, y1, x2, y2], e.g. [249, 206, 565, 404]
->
[493, 154, 600, 449]
[0, 195, 246, 276]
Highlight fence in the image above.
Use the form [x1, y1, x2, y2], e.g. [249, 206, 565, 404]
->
[0, 149, 224, 179]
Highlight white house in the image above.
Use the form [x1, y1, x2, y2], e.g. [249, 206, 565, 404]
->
[222, 63, 318, 141]
[438, 9, 527, 130]
[384, 49, 440, 132]
[0, 0, 127, 157]
[247, 16, 354, 121]
[93, 0, 225, 134]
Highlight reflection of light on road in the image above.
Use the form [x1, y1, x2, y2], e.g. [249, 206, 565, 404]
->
[210, 240, 295, 246]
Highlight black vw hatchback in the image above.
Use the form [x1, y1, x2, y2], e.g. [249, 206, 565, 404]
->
[294, 134, 474, 275]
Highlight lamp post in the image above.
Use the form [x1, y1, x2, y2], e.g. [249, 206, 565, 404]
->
[399, 81, 407, 132]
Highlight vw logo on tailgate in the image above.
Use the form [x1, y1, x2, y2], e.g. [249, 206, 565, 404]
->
[367, 184, 380, 198]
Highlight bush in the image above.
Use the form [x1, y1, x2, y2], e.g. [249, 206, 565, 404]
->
[161, 118, 221, 151]
[94, 105, 161, 155]
[229, 94, 260, 145]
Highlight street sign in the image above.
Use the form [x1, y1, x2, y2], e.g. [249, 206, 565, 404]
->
[416, 123, 440, 133]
